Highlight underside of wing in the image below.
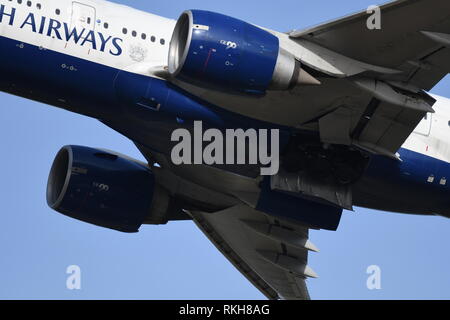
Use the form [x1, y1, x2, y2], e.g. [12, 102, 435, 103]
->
[279, 0, 450, 157]
[189, 205, 321, 300]
[290, 0, 450, 91]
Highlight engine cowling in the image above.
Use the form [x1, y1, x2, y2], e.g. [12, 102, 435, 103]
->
[46, 146, 171, 233]
[168, 10, 318, 95]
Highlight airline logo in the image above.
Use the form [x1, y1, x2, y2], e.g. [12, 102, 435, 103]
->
[0, 4, 123, 56]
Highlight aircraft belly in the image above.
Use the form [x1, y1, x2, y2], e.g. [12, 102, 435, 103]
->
[354, 148, 450, 216]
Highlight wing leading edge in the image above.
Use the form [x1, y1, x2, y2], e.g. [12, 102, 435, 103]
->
[290, 0, 450, 90]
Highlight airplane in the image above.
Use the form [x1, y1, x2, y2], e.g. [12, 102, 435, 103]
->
[0, 0, 449, 300]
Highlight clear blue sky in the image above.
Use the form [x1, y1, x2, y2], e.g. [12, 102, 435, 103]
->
[0, 0, 449, 300]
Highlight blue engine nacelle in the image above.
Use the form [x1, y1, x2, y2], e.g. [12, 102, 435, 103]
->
[46, 146, 168, 233]
[168, 10, 312, 95]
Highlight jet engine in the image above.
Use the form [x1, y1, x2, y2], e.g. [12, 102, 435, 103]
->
[168, 10, 319, 95]
[46, 145, 179, 233]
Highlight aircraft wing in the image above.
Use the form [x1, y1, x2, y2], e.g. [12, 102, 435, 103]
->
[190, 205, 318, 300]
[286, 0, 450, 157]
[289, 0, 450, 91]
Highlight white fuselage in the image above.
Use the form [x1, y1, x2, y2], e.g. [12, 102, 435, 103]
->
[0, 0, 176, 73]
[406, 96, 450, 163]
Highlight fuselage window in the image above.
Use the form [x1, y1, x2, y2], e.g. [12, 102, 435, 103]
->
[103, 22, 109, 29]
[17, 0, 22, 4]
[151, 36, 156, 42]
[55, 9, 60, 15]
[160, 39, 165, 45]
[448, 120, 450, 127]
[132, 31, 137, 37]
[36, 3, 41, 9]
[141, 33, 146, 40]
[122, 28, 128, 35]
[26, 1, 31, 7]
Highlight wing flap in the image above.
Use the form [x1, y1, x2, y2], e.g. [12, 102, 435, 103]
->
[355, 101, 425, 154]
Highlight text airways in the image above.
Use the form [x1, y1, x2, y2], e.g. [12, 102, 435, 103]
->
[0, 4, 123, 56]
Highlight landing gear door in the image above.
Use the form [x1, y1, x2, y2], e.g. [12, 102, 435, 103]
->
[71, 2, 96, 31]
